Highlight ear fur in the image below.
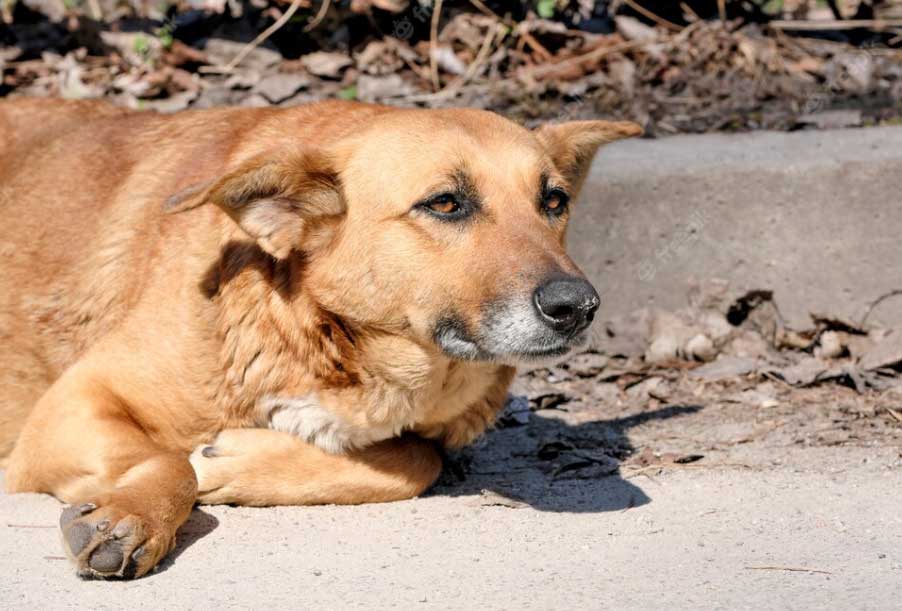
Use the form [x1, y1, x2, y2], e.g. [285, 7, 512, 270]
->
[535, 120, 643, 194]
[167, 151, 343, 259]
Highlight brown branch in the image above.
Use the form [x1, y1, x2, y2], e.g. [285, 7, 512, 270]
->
[303, 0, 332, 33]
[621, 0, 682, 32]
[1, 0, 13, 25]
[429, 0, 444, 92]
[860, 289, 902, 327]
[770, 19, 902, 31]
[87, 0, 102, 20]
[825, 0, 844, 20]
[201, 0, 305, 74]
[680, 2, 701, 22]
[408, 24, 504, 103]
[467, 0, 496, 19]
[525, 39, 649, 80]
[520, 30, 553, 62]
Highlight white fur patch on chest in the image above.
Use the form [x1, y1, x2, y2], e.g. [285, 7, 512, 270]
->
[257, 394, 397, 454]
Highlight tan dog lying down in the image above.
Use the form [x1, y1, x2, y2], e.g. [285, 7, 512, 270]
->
[0, 97, 640, 578]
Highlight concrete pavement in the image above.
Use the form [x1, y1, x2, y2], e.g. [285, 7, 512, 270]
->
[2, 446, 901, 610]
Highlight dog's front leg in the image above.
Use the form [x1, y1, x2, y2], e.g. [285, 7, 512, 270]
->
[5, 363, 197, 579]
[190, 428, 442, 506]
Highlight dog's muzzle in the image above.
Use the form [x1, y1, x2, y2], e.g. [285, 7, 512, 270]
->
[532, 275, 600, 338]
[433, 275, 600, 364]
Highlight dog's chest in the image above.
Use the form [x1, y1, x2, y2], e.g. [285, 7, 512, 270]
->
[256, 356, 497, 454]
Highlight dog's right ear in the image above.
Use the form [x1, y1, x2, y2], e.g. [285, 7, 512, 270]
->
[166, 151, 344, 259]
[535, 120, 642, 196]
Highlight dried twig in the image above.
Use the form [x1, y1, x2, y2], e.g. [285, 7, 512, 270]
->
[519, 30, 553, 62]
[825, 0, 844, 20]
[717, 0, 726, 24]
[429, 0, 444, 92]
[458, 25, 501, 87]
[745, 565, 833, 575]
[87, 0, 102, 20]
[471, 0, 552, 62]
[303, 0, 332, 33]
[680, 2, 701, 22]
[886, 406, 902, 424]
[770, 19, 902, 31]
[202, 0, 305, 74]
[467, 0, 496, 19]
[1, 0, 12, 25]
[525, 39, 649, 80]
[860, 289, 902, 327]
[621, 0, 682, 31]
[409, 24, 503, 103]
[400, 54, 432, 84]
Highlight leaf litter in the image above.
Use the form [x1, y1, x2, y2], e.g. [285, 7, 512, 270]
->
[2, 2, 901, 131]
[487, 279, 902, 483]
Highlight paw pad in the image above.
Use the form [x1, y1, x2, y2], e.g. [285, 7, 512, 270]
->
[58, 504, 160, 579]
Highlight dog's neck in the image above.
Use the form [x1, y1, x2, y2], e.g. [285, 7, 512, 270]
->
[205, 240, 513, 448]
[203, 241, 351, 419]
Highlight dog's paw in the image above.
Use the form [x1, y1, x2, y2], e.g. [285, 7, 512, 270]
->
[189, 432, 253, 505]
[59, 500, 174, 579]
[189, 444, 227, 504]
[189, 428, 300, 505]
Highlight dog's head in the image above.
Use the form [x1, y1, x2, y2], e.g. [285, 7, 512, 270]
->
[190, 107, 641, 365]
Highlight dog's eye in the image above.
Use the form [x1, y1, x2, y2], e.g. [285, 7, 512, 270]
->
[424, 193, 461, 216]
[542, 189, 570, 216]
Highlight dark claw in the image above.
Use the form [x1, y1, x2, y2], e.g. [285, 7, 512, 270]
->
[122, 546, 146, 580]
[64, 522, 95, 556]
[112, 522, 131, 539]
[60, 503, 96, 528]
[89, 540, 124, 573]
[201, 446, 218, 458]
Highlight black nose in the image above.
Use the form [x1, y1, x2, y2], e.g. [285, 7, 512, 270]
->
[533, 276, 600, 336]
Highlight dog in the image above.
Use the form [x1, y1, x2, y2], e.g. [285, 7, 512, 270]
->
[0, 97, 640, 578]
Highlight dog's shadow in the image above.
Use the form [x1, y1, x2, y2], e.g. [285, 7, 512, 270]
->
[430, 404, 703, 513]
[151, 508, 220, 575]
[144, 404, 699, 577]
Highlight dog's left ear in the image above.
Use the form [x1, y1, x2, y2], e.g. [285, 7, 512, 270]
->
[168, 151, 343, 259]
[535, 120, 643, 194]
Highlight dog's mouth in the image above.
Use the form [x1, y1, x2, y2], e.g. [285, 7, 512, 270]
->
[432, 307, 591, 366]
[433, 278, 599, 365]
